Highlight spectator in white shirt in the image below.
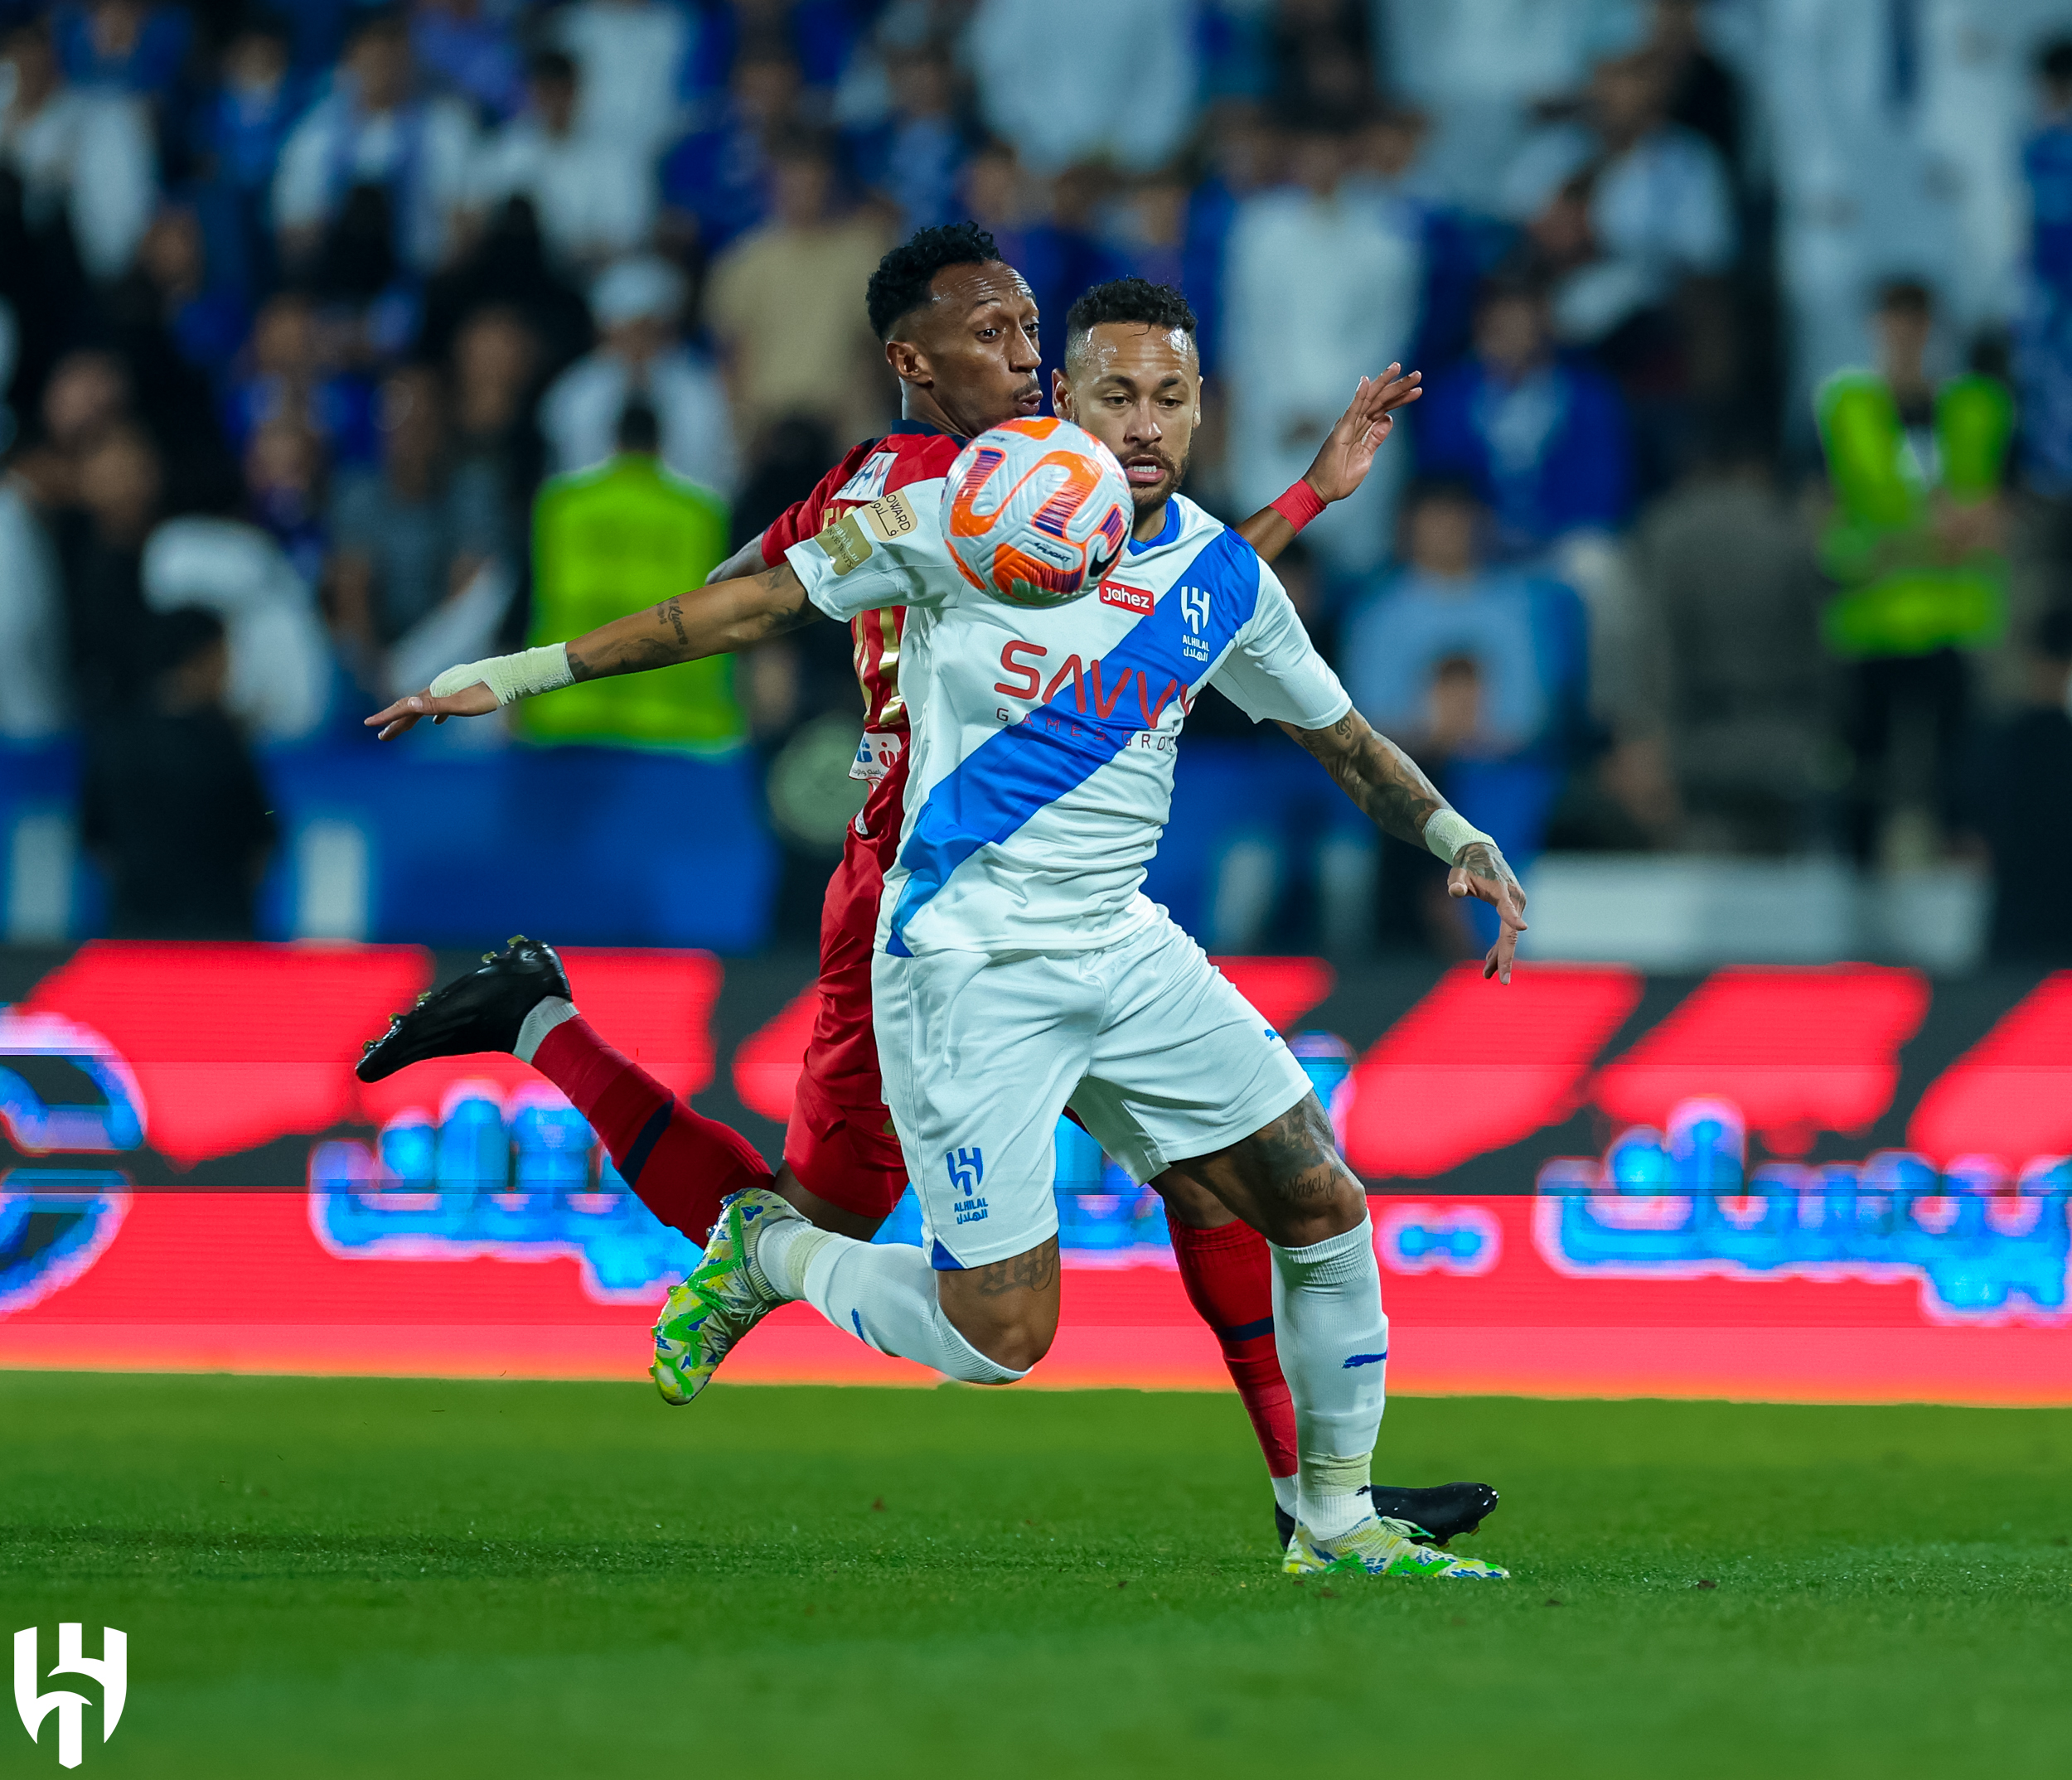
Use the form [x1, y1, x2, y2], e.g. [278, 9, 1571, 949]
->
[272, 10, 475, 277]
[538, 255, 738, 496]
[1221, 117, 1422, 575]
[0, 18, 155, 282]
[550, 0, 694, 159]
[967, 0, 1197, 176]
[467, 51, 654, 273]
[1500, 46, 1735, 350]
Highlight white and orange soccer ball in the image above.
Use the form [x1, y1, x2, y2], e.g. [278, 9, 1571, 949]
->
[940, 416, 1132, 609]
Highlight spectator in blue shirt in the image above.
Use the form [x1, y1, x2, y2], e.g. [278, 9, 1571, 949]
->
[1341, 477, 1590, 878]
[1416, 278, 1632, 559]
[410, 0, 526, 123]
[51, 0, 188, 103]
[845, 45, 971, 238]
[659, 37, 805, 255]
[961, 141, 1116, 394]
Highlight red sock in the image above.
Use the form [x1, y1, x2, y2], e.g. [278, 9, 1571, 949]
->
[531, 1016, 774, 1241]
[1168, 1215, 1297, 1480]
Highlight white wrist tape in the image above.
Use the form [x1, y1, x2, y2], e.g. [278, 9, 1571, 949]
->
[428, 644, 573, 707]
[1423, 808, 1495, 865]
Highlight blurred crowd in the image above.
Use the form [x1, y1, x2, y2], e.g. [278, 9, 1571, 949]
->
[3, 0, 2072, 959]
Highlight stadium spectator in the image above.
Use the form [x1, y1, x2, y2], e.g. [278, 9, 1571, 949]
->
[409, 0, 525, 123]
[447, 303, 544, 572]
[81, 604, 277, 939]
[549, 0, 693, 159]
[242, 416, 328, 590]
[1174, 102, 1281, 375]
[326, 362, 505, 663]
[0, 467, 69, 738]
[50, 0, 188, 104]
[1631, 428, 1827, 854]
[1816, 278, 2013, 867]
[521, 400, 740, 752]
[1, 17, 157, 282]
[8, 347, 132, 513]
[1415, 280, 1633, 557]
[125, 204, 249, 385]
[968, 0, 1197, 176]
[1648, 0, 1745, 179]
[2019, 36, 2072, 496]
[220, 291, 379, 468]
[704, 135, 892, 452]
[960, 141, 1114, 394]
[418, 191, 594, 375]
[537, 254, 735, 494]
[186, 16, 303, 298]
[1266, 0, 1374, 128]
[1972, 605, 2072, 965]
[51, 420, 162, 715]
[1222, 116, 1421, 574]
[845, 44, 971, 239]
[1500, 46, 1735, 357]
[272, 9, 476, 279]
[658, 34, 805, 256]
[467, 50, 655, 272]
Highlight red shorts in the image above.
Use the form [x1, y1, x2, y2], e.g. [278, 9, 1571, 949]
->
[782, 753, 912, 1219]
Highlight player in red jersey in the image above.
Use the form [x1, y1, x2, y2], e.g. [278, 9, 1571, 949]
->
[360, 225, 1496, 1550]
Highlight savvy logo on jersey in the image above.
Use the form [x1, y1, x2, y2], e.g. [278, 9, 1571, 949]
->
[14, 1624, 126, 1769]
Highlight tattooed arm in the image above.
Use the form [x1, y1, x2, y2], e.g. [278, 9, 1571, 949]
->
[365, 561, 822, 736]
[1281, 708, 1529, 982]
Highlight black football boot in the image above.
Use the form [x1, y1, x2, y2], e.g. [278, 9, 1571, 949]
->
[1273, 1480, 1500, 1552]
[356, 936, 572, 1082]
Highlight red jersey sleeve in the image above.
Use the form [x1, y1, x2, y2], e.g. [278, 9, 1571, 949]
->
[758, 443, 879, 565]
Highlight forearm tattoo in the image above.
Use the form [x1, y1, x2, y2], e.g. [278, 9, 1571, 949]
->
[565, 565, 812, 684]
[1290, 713, 1445, 849]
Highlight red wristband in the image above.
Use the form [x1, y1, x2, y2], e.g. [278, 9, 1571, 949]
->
[1269, 479, 1326, 533]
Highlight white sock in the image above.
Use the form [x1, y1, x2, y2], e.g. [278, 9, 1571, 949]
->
[1271, 1473, 1299, 1520]
[514, 995, 577, 1063]
[777, 1231, 1026, 1385]
[1271, 1216, 1387, 1542]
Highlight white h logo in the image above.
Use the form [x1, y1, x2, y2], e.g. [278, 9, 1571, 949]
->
[1179, 586, 1210, 634]
[14, 1626, 126, 1768]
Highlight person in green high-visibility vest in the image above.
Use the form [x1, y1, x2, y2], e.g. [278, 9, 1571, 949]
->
[1813, 279, 2014, 863]
[520, 402, 741, 751]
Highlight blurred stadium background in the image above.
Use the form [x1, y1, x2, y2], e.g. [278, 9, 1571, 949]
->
[4, 0, 2072, 1391]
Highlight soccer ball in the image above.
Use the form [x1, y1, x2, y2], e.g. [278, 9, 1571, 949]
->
[941, 417, 1132, 609]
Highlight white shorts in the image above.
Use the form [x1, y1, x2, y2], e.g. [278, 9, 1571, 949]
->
[872, 911, 1314, 1270]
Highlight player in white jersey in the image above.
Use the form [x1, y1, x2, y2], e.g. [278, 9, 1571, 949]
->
[367, 279, 1526, 1580]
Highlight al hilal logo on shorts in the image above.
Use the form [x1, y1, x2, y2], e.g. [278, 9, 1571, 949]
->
[14, 1624, 126, 1768]
[946, 1147, 988, 1224]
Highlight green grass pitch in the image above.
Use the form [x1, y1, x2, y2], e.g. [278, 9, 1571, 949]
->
[4, 1372, 2070, 1779]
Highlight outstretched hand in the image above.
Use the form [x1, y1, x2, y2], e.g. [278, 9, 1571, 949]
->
[1448, 839, 1528, 984]
[1302, 365, 1423, 505]
[364, 680, 499, 741]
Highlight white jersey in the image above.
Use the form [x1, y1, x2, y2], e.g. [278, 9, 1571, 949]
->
[787, 491, 1351, 957]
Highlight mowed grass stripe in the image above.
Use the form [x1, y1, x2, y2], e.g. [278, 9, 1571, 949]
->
[2, 1373, 2069, 1779]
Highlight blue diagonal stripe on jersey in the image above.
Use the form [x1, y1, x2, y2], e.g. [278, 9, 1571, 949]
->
[884, 525, 1260, 955]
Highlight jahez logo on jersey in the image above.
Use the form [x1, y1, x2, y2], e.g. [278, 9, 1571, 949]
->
[1099, 581, 1155, 616]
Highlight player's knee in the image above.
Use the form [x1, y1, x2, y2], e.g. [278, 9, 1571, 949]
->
[939, 1301, 1053, 1378]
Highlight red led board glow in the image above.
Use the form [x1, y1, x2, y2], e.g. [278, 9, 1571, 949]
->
[1908, 973, 2072, 1168]
[1590, 965, 1929, 1157]
[1340, 964, 1641, 1178]
[732, 986, 818, 1123]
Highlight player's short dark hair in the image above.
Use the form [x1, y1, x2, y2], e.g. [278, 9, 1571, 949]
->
[1062, 278, 1198, 376]
[1066, 278, 1198, 346]
[864, 222, 1003, 341]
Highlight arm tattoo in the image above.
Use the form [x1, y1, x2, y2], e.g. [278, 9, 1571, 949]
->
[658, 595, 689, 648]
[968, 1238, 1059, 1299]
[1286, 713, 1445, 848]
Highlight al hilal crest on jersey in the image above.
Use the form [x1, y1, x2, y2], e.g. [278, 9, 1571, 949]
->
[786, 491, 1352, 958]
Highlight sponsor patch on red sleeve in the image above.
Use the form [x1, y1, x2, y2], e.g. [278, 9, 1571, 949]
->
[1100, 581, 1155, 615]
